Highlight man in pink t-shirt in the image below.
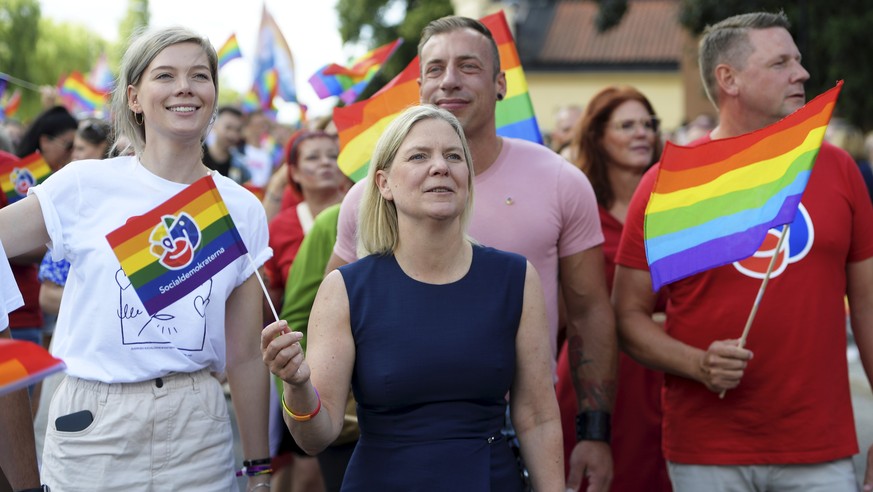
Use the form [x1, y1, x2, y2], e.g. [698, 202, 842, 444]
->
[614, 12, 873, 491]
[326, 16, 617, 492]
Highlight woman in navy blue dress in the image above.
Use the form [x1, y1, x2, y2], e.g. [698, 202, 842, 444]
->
[261, 105, 564, 491]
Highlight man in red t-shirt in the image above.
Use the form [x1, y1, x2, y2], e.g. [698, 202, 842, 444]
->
[613, 11, 873, 492]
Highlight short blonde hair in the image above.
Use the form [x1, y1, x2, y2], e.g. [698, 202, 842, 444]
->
[112, 26, 218, 156]
[358, 105, 475, 256]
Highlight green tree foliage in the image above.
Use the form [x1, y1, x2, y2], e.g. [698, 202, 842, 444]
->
[0, 1, 109, 121]
[112, 0, 150, 67]
[0, 0, 41, 117]
[336, 0, 453, 101]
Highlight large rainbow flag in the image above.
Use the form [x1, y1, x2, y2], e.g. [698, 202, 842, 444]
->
[0, 339, 65, 396]
[253, 6, 296, 103]
[333, 10, 542, 182]
[105, 175, 248, 315]
[217, 33, 243, 69]
[644, 81, 843, 291]
[309, 38, 403, 104]
[0, 152, 51, 204]
[88, 53, 115, 92]
[59, 71, 109, 112]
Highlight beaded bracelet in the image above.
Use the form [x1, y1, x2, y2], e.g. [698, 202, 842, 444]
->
[282, 386, 321, 422]
[236, 464, 273, 477]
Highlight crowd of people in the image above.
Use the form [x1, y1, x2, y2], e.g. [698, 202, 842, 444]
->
[1, 8, 872, 492]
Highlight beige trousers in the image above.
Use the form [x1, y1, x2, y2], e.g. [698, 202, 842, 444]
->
[42, 370, 235, 491]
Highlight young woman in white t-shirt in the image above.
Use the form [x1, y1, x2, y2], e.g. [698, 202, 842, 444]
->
[0, 27, 272, 491]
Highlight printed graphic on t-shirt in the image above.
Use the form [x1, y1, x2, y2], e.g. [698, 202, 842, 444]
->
[733, 204, 814, 279]
[115, 268, 211, 351]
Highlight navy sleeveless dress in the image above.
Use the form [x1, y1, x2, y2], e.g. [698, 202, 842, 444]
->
[337, 245, 527, 491]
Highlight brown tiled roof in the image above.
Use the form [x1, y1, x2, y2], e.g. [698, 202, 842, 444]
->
[537, 0, 683, 66]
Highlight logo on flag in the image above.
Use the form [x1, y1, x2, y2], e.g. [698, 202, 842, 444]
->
[106, 175, 248, 315]
[149, 213, 202, 270]
[11, 168, 36, 196]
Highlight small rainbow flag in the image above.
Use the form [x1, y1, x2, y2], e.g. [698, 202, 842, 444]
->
[644, 81, 843, 291]
[217, 33, 243, 69]
[0, 339, 65, 397]
[105, 175, 248, 315]
[59, 71, 108, 112]
[0, 89, 21, 120]
[309, 39, 403, 104]
[0, 152, 51, 204]
[333, 10, 542, 182]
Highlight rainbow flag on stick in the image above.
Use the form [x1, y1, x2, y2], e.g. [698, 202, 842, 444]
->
[217, 33, 243, 69]
[309, 38, 403, 104]
[59, 71, 108, 112]
[644, 81, 843, 291]
[0, 339, 65, 397]
[0, 152, 51, 204]
[105, 175, 248, 315]
[333, 10, 542, 182]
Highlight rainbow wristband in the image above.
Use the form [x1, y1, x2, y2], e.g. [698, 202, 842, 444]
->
[236, 464, 273, 477]
[282, 386, 321, 422]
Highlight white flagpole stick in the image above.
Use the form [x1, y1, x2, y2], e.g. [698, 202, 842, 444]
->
[247, 253, 279, 323]
[720, 223, 789, 399]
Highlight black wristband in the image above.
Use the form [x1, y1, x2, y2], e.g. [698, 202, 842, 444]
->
[243, 457, 271, 467]
[575, 411, 611, 442]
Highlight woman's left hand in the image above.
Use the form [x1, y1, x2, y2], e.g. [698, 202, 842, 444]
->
[260, 320, 311, 385]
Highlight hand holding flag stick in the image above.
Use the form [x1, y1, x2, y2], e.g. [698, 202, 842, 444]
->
[643, 81, 844, 398]
[718, 223, 787, 399]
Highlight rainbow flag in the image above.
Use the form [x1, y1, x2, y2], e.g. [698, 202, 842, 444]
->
[59, 71, 108, 112]
[0, 339, 65, 396]
[253, 6, 296, 102]
[217, 33, 243, 69]
[0, 89, 21, 120]
[105, 175, 248, 315]
[88, 53, 115, 92]
[333, 10, 542, 182]
[309, 39, 403, 104]
[0, 152, 51, 204]
[644, 81, 843, 291]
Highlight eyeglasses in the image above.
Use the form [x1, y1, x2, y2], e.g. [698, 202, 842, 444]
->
[610, 117, 660, 134]
[51, 135, 74, 152]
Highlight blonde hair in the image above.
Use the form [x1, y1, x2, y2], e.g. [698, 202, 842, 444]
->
[358, 105, 475, 256]
[112, 26, 218, 156]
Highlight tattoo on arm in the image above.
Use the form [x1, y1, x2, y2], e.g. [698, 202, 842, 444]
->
[568, 334, 616, 411]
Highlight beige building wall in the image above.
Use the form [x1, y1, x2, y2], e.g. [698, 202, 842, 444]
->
[526, 71, 686, 135]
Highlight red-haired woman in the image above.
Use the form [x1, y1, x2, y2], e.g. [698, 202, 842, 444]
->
[556, 86, 670, 492]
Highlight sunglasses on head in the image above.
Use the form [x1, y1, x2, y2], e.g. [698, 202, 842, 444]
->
[79, 120, 111, 142]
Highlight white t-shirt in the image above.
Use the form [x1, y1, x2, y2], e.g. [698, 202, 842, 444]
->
[334, 138, 603, 373]
[243, 144, 274, 189]
[30, 156, 271, 382]
[0, 239, 24, 332]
